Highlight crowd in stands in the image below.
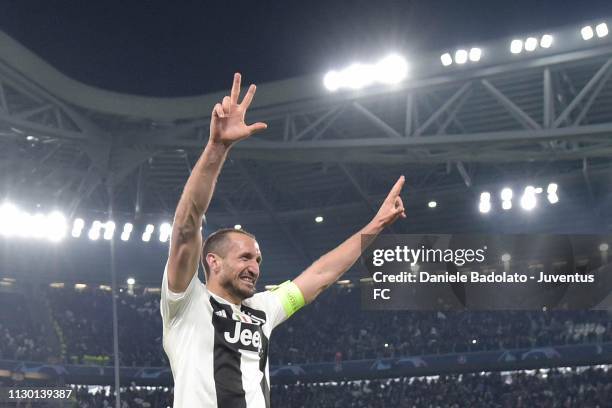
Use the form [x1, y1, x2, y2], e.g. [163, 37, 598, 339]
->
[46, 287, 166, 367]
[73, 385, 173, 408]
[270, 366, 612, 407]
[0, 291, 54, 362]
[271, 287, 612, 364]
[0, 284, 610, 367]
[65, 366, 612, 407]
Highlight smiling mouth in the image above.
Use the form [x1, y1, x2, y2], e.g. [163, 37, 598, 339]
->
[239, 276, 256, 286]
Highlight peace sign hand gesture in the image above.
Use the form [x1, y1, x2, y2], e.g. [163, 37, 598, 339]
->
[210, 73, 268, 147]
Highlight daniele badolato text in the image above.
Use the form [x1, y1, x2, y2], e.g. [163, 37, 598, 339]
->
[369, 246, 595, 285]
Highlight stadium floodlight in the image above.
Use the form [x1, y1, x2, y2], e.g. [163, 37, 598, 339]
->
[540, 34, 553, 48]
[501, 253, 511, 262]
[547, 183, 558, 194]
[323, 70, 341, 91]
[547, 193, 559, 204]
[88, 220, 102, 241]
[468, 48, 482, 62]
[479, 192, 491, 213]
[375, 54, 408, 84]
[500, 188, 513, 201]
[440, 53, 453, 66]
[520, 186, 537, 211]
[0, 202, 19, 236]
[599, 243, 609, 252]
[45, 211, 67, 242]
[581, 25, 594, 40]
[454, 49, 468, 64]
[234, 224, 242, 230]
[324, 54, 409, 91]
[159, 222, 172, 243]
[127, 277, 135, 285]
[103, 221, 116, 241]
[510, 39, 523, 54]
[344, 63, 375, 89]
[596, 23, 609, 38]
[121, 223, 133, 241]
[315, 216, 324, 223]
[502, 200, 512, 210]
[142, 224, 154, 242]
[524, 37, 538, 52]
[72, 218, 85, 238]
[479, 201, 491, 213]
[428, 201, 437, 208]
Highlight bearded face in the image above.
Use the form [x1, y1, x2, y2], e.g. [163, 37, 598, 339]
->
[210, 233, 262, 301]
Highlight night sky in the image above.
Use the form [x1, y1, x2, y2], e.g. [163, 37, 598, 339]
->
[1, 1, 611, 97]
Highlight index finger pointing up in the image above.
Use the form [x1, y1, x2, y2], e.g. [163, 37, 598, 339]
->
[387, 175, 405, 199]
[230, 73, 241, 105]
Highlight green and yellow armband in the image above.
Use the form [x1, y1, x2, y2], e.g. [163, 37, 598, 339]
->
[270, 280, 305, 318]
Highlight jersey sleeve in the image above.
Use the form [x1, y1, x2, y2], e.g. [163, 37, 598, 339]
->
[252, 280, 305, 330]
[160, 261, 201, 327]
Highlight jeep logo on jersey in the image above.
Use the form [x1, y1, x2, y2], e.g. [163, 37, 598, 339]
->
[224, 322, 262, 352]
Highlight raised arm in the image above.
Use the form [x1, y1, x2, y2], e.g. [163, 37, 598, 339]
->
[167, 73, 267, 293]
[293, 176, 406, 303]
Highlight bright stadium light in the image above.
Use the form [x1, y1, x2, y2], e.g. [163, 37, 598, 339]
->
[0, 202, 19, 236]
[127, 277, 135, 285]
[502, 200, 512, 210]
[454, 49, 468, 64]
[547, 193, 559, 204]
[510, 39, 523, 54]
[142, 224, 154, 242]
[479, 192, 491, 214]
[159, 222, 172, 243]
[344, 63, 374, 89]
[540, 34, 553, 48]
[315, 216, 324, 223]
[375, 54, 408, 84]
[596, 23, 609, 38]
[501, 253, 511, 262]
[547, 183, 558, 194]
[103, 221, 116, 240]
[479, 201, 491, 214]
[324, 54, 409, 91]
[121, 223, 133, 241]
[581, 26, 594, 40]
[45, 211, 67, 242]
[520, 186, 537, 211]
[88, 220, 102, 241]
[428, 201, 437, 208]
[440, 53, 453, 66]
[323, 70, 341, 91]
[524, 37, 538, 52]
[72, 218, 85, 238]
[500, 188, 513, 201]
[468, 47, 482, 62]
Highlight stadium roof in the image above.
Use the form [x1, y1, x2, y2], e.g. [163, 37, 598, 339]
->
[1, 20, 612, 284]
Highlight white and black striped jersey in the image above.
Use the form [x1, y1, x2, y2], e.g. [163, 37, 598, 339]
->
[160, 266, 289, 408]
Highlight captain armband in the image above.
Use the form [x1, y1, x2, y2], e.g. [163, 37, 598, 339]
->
[270, 280, 305, 318]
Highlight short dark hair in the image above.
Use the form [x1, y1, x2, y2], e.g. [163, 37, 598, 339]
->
[201, 228, 256, 279]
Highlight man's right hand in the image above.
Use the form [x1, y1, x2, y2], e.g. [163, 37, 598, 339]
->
[210, 73, 267, 147]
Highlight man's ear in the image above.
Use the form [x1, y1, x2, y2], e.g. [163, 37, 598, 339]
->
[206, 253, 220, 274]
